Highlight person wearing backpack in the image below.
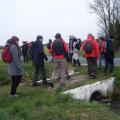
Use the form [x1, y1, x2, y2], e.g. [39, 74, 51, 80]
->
[50, 33, 68, 87]
[47, 39, 54, 62]
[104, 36, 115, 73]
[99, 37, 107, 68]
[31, 35, 53, 87]
[5, 36, 22, 97]
[72, 39, 81, 66]
[81, 33, 99, 79]
[68, 35, 76, 63]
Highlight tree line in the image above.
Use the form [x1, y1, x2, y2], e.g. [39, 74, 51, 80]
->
[90, 0, 120, 51]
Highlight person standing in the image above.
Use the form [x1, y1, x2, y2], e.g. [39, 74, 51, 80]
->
[7, 36, 23, 97]
[56, 38, 70, 80]
[99, 37, 107, 68]
[31, 35, 53, 87]
[68, 35, 76, 63]
[72, 39, 81, 66]
[104, 36, 115, 73]
[47, 39, 54, 62]
[50, 33, 68, 87]
[81, 33, 99, 79]
[22, 41, 28, 62]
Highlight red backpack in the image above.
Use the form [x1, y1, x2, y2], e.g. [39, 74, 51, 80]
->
[2, 45, 13, 63]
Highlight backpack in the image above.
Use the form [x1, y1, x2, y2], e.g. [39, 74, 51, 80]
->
[84, 40, 94, 53]
[52, 39, 64, 55]
[2, 45, 13, 63]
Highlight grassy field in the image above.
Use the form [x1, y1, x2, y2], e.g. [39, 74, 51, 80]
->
[0, 84, 120, 120]
[0, 61, 54, 85]
[0, 61, 120, 120]
[0, 60, 118, 86]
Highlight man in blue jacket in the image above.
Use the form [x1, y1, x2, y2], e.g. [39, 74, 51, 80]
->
[31, 35, 53, 87]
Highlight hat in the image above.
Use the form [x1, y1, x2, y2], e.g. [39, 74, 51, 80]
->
[11, 36, 19, 42]
[49, 39, 52, 42]
[55, 33, 61, 39]
[37, 35, 43, 40]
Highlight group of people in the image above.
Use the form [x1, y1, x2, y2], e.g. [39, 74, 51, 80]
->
[21, 41, 33, 62]
[47, 35, 82, 66]
[2, 33, 114, 97]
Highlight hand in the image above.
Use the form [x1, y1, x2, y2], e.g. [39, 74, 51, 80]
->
[45, 57, 48, 61]
[17, 68, 21, 73]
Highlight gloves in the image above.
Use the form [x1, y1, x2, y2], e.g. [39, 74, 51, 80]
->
[45, 57, 48, 61]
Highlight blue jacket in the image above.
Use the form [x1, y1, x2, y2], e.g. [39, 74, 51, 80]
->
[31, 40, 47, 66]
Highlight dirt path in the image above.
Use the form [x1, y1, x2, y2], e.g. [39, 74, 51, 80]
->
[52, 75, 88, 89]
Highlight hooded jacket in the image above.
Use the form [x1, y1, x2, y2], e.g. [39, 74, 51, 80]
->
[8, 39, 23, 76]
[31, 40, 47, 66]
[81, 35, 99, 58]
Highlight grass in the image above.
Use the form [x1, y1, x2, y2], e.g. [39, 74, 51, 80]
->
[1, 60, 120, 88]
[0, 84, 120, 120]
[0, 61, 9, 85]
[113, 67, 120, 89]
[0, 61, 120, 120]
[0, 61, 54, 85]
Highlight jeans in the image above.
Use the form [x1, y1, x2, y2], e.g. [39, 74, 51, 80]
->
[99, 53, 105, 67]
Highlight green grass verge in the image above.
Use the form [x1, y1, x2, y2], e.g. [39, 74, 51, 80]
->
[0, 85, 120, 120]
[0, 60, 120, 119]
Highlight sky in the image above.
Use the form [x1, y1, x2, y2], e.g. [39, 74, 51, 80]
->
[0, 0, 98, 45]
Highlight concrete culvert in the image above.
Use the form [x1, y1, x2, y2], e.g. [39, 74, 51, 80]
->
[90, 91, 104, 102]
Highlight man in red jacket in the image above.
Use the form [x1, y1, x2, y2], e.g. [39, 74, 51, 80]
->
[81, 33, 99, 79]
[50, 33, 68, 87]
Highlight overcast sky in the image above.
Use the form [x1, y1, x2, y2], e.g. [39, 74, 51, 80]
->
[0, 0, 98, 45]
